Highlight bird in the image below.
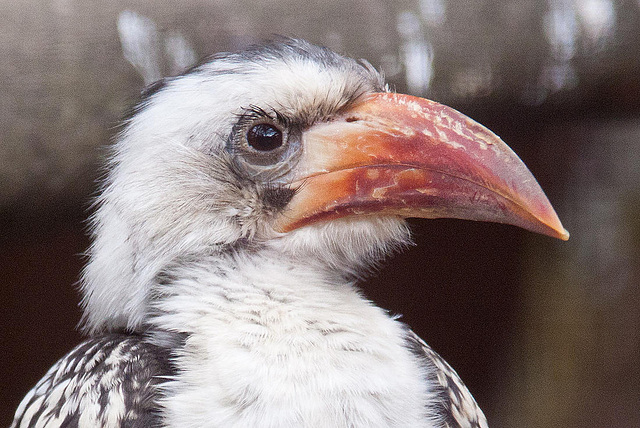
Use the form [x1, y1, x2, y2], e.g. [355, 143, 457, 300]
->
[11, 38, 568, 428]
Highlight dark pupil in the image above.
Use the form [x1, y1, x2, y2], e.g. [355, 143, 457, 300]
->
[247, 124, 283, 151]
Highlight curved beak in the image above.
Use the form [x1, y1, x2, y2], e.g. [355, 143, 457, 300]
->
[275, 92, 569, 241]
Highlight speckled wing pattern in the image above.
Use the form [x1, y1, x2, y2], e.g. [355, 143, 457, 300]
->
[405, 330, 489, 428]
[11, 334, 172, 428]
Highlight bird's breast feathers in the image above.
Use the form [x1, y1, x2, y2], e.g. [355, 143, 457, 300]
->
[153, 258, 439, 427]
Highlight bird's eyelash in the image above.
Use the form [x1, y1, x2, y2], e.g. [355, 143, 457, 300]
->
[235, 105, 292, 128]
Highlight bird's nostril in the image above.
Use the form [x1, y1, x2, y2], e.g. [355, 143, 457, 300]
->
[345, 117, 360, 123]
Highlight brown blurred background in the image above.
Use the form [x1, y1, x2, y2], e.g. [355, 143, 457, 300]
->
[2, 0, 639, 426]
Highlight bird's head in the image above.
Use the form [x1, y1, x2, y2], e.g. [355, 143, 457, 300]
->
[81, 39, 568, 333]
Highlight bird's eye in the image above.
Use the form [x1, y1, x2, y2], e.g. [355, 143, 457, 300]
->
[247, 124, 283, 151]
[230, 111, 301, 180]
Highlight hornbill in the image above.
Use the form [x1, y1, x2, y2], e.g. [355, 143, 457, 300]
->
[11, 39, 568, 428]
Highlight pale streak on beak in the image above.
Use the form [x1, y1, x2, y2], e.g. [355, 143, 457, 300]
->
[275, 92, 569, 241]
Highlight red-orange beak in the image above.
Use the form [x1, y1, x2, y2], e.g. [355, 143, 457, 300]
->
[275, 92, 569, 241]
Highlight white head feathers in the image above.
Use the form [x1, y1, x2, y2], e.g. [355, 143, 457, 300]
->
[81, 39, 408, 333]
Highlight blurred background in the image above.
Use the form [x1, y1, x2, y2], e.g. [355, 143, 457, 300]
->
[2, 0, 639, 426]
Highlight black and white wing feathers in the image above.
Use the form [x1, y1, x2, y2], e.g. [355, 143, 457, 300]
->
[406, 330, 489, 428]
[11, 334, 173, 428]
